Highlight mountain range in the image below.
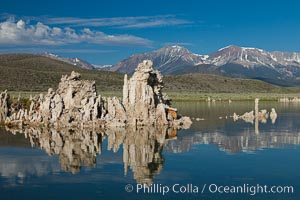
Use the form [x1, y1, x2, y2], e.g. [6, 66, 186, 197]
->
[40, 45, 300, 86]
[1, 53, 295, 95]
[108, 45, 300, 85]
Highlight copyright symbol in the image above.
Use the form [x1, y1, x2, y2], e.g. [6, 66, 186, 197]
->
[125, 184, 134, 192]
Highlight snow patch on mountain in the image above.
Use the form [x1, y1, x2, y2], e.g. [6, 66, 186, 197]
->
[40, 52, 95, 70]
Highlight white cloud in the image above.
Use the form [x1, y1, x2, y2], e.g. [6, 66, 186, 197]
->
[120, 18, 191, 28]
[41, 15, 191, 28]
[6, 14, 192, 29]
[0, 19, 152, 46]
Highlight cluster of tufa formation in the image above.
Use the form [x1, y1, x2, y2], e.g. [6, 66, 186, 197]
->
[4, 71, 108, 128]
[0, 60, 191, 129]
[233, 98, 278, 125]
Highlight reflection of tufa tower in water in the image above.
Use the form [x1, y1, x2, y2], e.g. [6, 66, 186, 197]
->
[122, 127, 167, 185]
[106, 126, 177, 184]
[26, 128, 104, 174]
[255, 98, 259, 135]
[5, 118, 178, 184]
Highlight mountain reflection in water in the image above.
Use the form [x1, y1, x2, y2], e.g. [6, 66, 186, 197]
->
[168, 101, 300, 154]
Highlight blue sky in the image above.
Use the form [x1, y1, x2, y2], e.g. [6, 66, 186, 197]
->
[0, 0, 300, 65]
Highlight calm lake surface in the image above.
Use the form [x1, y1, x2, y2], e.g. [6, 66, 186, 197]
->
[1, 101, 300, 200]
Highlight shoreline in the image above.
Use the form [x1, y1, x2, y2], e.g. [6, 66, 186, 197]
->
[6, 91, 300, 102]
[167, 92, 300, 101]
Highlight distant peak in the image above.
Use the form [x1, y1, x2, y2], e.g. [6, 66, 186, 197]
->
[159, 45, 190, 53]
[161, 45, 186, 49]
[218, 45, 241, 51]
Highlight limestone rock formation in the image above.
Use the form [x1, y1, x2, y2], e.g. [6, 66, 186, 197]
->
[0, 60, 192, 184]
[123, 60, 166, 125]
[123, 60, 188, 127]
[0, 90, 9, 122]
[4, 71, 108, 128]
[105, 97, 127, 127]
[233, 99, 277, 127]
[270, 108, 277, 124]
[1, 60, 192, 130]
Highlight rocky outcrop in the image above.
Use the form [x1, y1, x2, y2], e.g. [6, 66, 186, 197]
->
[270, 108, 278, 124]
[4, 71, 108, 128]
[232, 99, 277, 134]
[233, 99, 275, 124]
[123, 60, 188, 126]
[0, 60, 191, 130]
[122, 60, 166, 126]
[105, 97, 127, 127]
[0, 90, 9, 123]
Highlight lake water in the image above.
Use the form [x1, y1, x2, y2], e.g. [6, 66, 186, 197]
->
[0, 101, 300, 200]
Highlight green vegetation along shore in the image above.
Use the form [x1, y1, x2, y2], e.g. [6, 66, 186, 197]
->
[1, 54, 300, 101]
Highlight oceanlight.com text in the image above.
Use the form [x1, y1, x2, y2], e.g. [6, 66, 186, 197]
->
[124, 183, 294, 196]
